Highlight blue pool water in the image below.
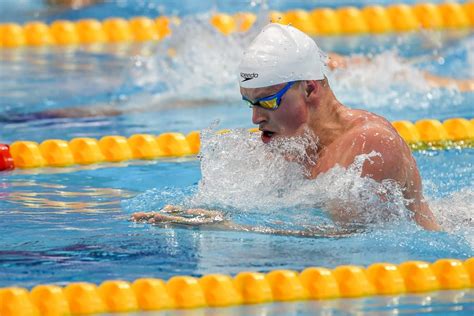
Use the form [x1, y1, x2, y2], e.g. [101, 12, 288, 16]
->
[0, 148, 472, 288]
[0, 1, 473, 314]
[0, 0, 452, 24]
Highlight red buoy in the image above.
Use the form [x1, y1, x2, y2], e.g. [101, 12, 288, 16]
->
[0, 144, 15, 171]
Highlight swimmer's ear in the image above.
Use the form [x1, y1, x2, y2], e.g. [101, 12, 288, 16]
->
[303, 80, 317, 97]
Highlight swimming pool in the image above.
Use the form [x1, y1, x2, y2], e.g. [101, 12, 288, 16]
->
[1, 0, 473, 315]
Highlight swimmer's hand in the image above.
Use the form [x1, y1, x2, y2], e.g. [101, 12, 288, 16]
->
[131, 205, 225, 225]
[131, 205, 356, 238]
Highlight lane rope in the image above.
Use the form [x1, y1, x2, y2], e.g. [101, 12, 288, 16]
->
[0, 2, 473, 47]
[0, 257, 473, 314]
[1, 117, 473, 171]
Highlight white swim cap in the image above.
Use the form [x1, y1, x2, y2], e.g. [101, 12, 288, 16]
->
[238, 23, 327, 89]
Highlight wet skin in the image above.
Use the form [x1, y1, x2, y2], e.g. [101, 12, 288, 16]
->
[131, 79, 440, 232]
[241, 79, 440, 230]
[131, 205, 357, 238]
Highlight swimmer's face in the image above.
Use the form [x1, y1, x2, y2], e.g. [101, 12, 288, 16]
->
[241, 81, 310, 144]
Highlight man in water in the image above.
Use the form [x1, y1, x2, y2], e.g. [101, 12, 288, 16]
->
[133, 23, 440, 231]
[46, 0, 101, 8]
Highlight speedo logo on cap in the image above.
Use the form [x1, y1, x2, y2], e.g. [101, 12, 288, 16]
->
[240, 72, 258, 82]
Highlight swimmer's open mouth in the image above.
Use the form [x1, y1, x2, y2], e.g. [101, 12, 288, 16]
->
[261, 130, 275, 143]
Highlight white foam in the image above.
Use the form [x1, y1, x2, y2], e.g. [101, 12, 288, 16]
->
[328, 51, 464, 110]
[123, 17, 467, 112]
[430, 188, 474, 241]
[188, 129, 412, 229]
[126, 14, 265, 105]
[124, 129, 472, 235]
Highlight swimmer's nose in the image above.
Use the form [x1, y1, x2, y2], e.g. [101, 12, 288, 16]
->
[252, 106, 267, 125]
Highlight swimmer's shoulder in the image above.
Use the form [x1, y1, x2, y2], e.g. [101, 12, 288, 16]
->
[345, 109, 391, 129]
[335, 110, 410, 169]
[343, 109, 404, 145]
[315, 111, 406, 177]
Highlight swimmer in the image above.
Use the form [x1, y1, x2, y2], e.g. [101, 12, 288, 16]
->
[7, 32, 473, 123]
[131, 205, 359, 238]
[327, 52, 474, 92]
[132, 23, 441, 231]
[46, 0, 102, 9]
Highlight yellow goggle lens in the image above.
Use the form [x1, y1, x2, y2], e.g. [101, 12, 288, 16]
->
[258, 99, 278, 109]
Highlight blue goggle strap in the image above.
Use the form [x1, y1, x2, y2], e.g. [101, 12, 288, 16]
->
[242, 81, 297, 107]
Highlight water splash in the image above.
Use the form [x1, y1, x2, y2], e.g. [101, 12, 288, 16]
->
[430, 188, 474, 247]
[188, 129, 412, 228]
[122, 21, 468, 114]
[189, 127, 315, 210]
[329, 50, 464, 111]
[123, 185, 195, 213]
[125, 13, 267, 107]
[124, 128, 473, 239]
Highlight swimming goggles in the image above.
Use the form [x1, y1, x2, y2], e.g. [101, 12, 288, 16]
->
[242, 81, 296, 110]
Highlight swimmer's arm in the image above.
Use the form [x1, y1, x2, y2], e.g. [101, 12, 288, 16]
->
[47, 0, 102, 8]
[334, 125, 440, 230]
[398, 166, 440, 231]
[328, 53, 474, 92]
[131, 206, 352, 237]
[31, 98, 224, 120]
[357, 144, 439, 231]
[131, 205, 226, 225]
[351, 128, 439, 231]
[422, 72, 474, 92]
[41, 106, 123, 119]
